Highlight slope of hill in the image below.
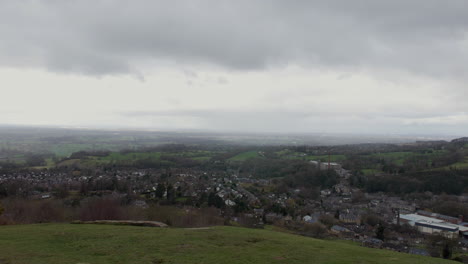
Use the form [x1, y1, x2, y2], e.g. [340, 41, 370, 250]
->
[0, 224, 456, 264]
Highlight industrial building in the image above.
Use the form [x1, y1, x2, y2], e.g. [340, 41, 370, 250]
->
[399, 213, 468, 239]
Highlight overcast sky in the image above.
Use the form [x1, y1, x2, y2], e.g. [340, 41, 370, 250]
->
[1, 0, 467, 136]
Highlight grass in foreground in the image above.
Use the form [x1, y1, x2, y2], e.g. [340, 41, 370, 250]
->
[0, 224, 456, 264]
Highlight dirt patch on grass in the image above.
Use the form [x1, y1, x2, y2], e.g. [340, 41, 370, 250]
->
[71, 220, 168, 227]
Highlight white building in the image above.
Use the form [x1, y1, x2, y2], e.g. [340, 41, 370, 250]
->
[310, 160, 342, 170]
[399, 213, 464, 239]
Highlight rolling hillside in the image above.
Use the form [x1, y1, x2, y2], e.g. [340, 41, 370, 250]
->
[0, 224, 456, 264]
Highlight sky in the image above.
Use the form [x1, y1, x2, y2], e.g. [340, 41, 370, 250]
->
[1, 0, 468, 136]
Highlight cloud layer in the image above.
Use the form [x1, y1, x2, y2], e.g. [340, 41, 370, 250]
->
[1, 1, 467, 136]
[1, 0, 467, 77]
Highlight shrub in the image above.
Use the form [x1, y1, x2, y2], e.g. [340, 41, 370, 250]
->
[0, 198, 67, 224]
[303, 222, 328, 238]
[79, 197, 124, 221]
[319, 214, 337, 228]
[361, 213, 381, 227]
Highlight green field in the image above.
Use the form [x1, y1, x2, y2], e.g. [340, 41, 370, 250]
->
[447, 162, 468, 169]
[368, 152, 414, 166]
[441, 157, 468, 170]
[274, 149, 347, 162]
[365, 150, 450, 167]
[97, 151, 217, 163]
[306, 154, 347, 162]
[50, 143, 123, 157]
[54, 150, 219, 167]
[0, 224, 455, 264]
[228, 151, 260, 161]
[361, 168, 381, 175]
[101, 152, 163, 162]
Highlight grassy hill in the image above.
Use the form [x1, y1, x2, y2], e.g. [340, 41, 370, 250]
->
[0, 224, 456, 264]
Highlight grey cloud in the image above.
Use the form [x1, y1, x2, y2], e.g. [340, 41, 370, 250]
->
[119, 109, 468, 134]
[122, 108, 468, 124]
[0, 0, 467, 78]
[217, 76, 228, 85]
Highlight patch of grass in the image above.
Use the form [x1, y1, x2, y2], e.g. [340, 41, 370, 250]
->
[228, 151, 260, 161]
[50, 143, 119, 157]
[100, 152, 163, 163]
[274, 150, 346, 162]
[89, 151, 218, 164]
[367, 152, 413, 166]
[0, 224, 456, 264]
[306, 155, 346, 162]
[191, 156, 212, 161]
[361, 168, 381, 175]
[56, 159, 82, 167]
[367, 150, 449, 167]
[440, 157, 468, 170]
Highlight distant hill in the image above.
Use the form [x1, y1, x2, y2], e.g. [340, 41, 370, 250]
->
[0, 224, 455, 264]
[451, 137, 468, 143]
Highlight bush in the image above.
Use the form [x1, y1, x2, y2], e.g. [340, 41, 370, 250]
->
[362, 214, 381, 227]
[79, 197, 124, 221]
[319, 214, 337, 228]
[0, 198, 67, 224]
[426, 234, 456, 258]
[303, 222, 328, 238]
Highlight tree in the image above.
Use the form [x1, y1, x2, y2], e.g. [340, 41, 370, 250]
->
[208, 192, 224, 209]
[79, 197, 123, 221]
[0, 201, 4, 216]
[197, 192, 208, 207]
[303, 222, 328, 238]
[155, 183, 166, 199]
[362, 213, 381, 227]
[426, 235, 455, 258]
[376, 223, 385, 241]
[166, 184, 176, 203]
[442, 242, 453, 259]
[319, 214, 337, 229]
[233, 198, 248, 213]
[334, 209, 340, 219]
[53, 185, 69, 199]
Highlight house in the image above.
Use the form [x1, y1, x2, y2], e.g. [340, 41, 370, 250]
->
[225, 199, 236, 206]
[253, 209, 264, 217]
[339, 211, 361, 225]
[362, 238, 383, 248]
[133, 200, 148, 208]
[302, 213, 320, 224]
[41, 193, 51, 199]
[303, 215, 313, 222]
[408, 248, 430, 256]
[330, 225, 351, 235]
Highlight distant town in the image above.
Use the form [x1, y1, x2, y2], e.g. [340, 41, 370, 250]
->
[1, 129, 468, 261]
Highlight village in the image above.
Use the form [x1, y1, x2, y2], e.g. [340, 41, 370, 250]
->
[1, 158, 468, 258]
